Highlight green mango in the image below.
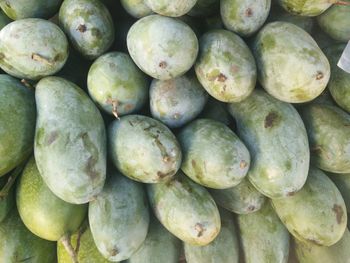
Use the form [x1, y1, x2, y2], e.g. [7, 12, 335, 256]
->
[121, 0, 153, 18]
[147, 172, 221, 246]
[228, 90, 310, 198]
[89, 172, 150, 262]
[253, 21, 330, 103]
[0, 19, 68, 80]
[324, 44, 350, 113]
[59, 0, 115, 60]
[144, 0, 198, 17]
[0, 208, 56, 262]
[326, 172, 350, 212]
[0, 10, 10, 30]
[16, 157, 87, 241]
[88, 52, 149, 117]
[35, 76, 106, 204]
[57, 225, 110, 263]
[199, 98, 234, 127]
[210, 178, 266, 214]
[178, 119, 250, 189]
[150, 74, 208, 128]
[221, 0, 271, 36]
[277, 0, 333, 16]
[195, 29, 257, 102]
[300, 104, 350, 173]
[272, 167, 347, 246]
[0, 173, 15, 223]
[294, 228, 350, 263]
[0, 75, 36, 177]
[238, 202, 290, 263]
[184, 209, 239, 263]
[127, 15, 198, 80]
[188, 0, 219, 17]
[108, 115, 182, 183]
[126, 216, 181, 263]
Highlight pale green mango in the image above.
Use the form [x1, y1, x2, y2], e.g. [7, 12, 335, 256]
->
[144, 0, 198, 17]
[121, 0, 153, 18]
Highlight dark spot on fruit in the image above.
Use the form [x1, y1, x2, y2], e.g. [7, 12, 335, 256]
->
[311, 146, 322, 154]
[109, 247, 119, 256]
[195, 223, 205, 237]
[81, 132, 99, 180]
[85, 156, 99, 180]
[287, 191, 296, 197]
[128, 121, 134, 127]
[143, 124, 157, 131]
[77, 24, 87, 33]
[240, 160, 248, 169]
[47, 131, 59, 145]
[247, 205, 256, 212]
[332, 204, 344, 224]
[159, 61, 167, 69]
[264, 112, 279, 128]
[217, 73, 227, 82]
[157, 170, 174, 179]
[91, 28, 101, 38]
[316, 71, 324, 80]
[245, 8, 253, 17]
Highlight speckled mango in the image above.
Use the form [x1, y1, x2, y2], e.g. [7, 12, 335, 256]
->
[127, 15, 198, 80]
[0, 174, 14, 223]
[195, 29, 256, 102]
[277, 0, 333, 16]
[88, 52, 149, 117]
[0, 10, 10, 30]
[126, 217, 181, 263]
[0, 208, 56, 262]
[16, 157, 87, 241]
[326, 172, 350, 213]
[89, 172, 149, 262]
[35, 77, 106, 204]
[238, 202, 290, 263]
[178, 119, 250, 189]
[188, 0, 219, 17]
[300, 104, 350, 173]
[144, 0, 198, 17]
[59, 0, 114, 60]
[0, 0, 61, 20]
[147, 172, 221, 246]
[0, 75, 36, 177]
[121, 0, 153, 18]
[184, 208, 239, 263]
[108, 115, 182, 183]
[272, 167, 347, 246]
[150, 74, 208, 128]
[210, 178, 266, 214]
[0, 19, 68, 80]
[221, 0, 271, 36]
[228, 90, 309, 198]
[253, 21, 330, 103]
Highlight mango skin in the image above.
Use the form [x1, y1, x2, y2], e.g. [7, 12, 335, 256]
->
[0, 208, 56, 262]
[147, 172, 221, 246]
[228, 90, 310, 198]
[184, 209, 239, 263]
[89, 173, 150, 262]
[210, 178, 266, 214]
[108, 115, 182, 183]
[238, 201, 290, 263]
[326, 172, 350, 216]
[88, 52, 149, 117]
[0, 19, 68, 80]
[195, 29, 256, 103]
[59, 0, 115, 60]
[35, 77, 107, 204]
[121, 0, 153, 18]
[150, 74, 208, 128]
[277, 0, 332, 16]
[0, 75, 36, 177]
[178, 119, 250, 189]
[272, 168, 347, 246]
[0, 10, 11, 30]
[0, 174, 14, 223]
[16, 157, 87, 241]
[253, 21, 330, 103]
[127, 15, 198, 80]
[126, 217, 181, 263]
[144, 0, 198, 17]
[300, 104, 350, 173]
[221, 0, 271, 36]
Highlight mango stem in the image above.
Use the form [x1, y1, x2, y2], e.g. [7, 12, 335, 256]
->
[61, 234, 79, 263]
[106, 98, 120, 120]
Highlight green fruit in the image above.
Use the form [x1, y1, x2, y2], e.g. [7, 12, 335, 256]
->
[272, 168, 347, 246]
[238, 202, 290, 263]
[0, 19, 68, 80]
[35, 76, 106, 204]
[126, 217, 181, 263]
[147, 172, 221, 246]
[121, 0, 153, 18]
[59, 0, 114, 60]
[127, 15, 198, 80]
[0, 208, 56, 262]
[228, 90, 309, 198]
[178, 119, 250, 189]
[150, 74, 208, 128]
[277, 0, 333, 16]
[57, 225, 110, 263]
[199, 98, 234, 126]
[89, 173, 150, 262]
[210, 178, 266, 214]
[0, 10, 11, 30]
[188, 0, 219, 17]
[326, 172, 350, 213]
[108, 115, 182, 183]
[0, 174, 15, 223]
[144, 0, 198, 17]
[221, 0, 271, 36]
[184, 209, 239, 263]
[300, 104, 350, 173]
[0, 75, 36, 177]
[88, 52, 149, 117]
[16, 157, 87, 241]
[195, 29, 256, 102]
[253, 21, 330, 103]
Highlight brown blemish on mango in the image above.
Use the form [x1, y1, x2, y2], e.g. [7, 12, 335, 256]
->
[195, 223, 205, 237]
[264, 112, 279, 128]
[332, 204, 344, 224]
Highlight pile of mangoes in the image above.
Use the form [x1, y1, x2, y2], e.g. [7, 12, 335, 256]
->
[0, 0, 350, 262]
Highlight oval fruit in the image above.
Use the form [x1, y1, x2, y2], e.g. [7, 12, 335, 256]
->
[144, 0, 198, 17]
[121, 0, 153, 18]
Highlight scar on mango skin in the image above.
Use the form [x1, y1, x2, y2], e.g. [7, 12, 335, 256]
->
[195, 223, 205, 237]
[217, 73, 227, 82]
[159, 61, 167, 69]
[109, 247, 119, 256]
[264, 112, 279, 128]
[240, 160, 248, 169]
[77, 24, 87, 33]
[316, 71, 324, 80]
[332, 204, 344, 224]
[106, 98, 120, 120]
[31, 53, 53, 66]
[245, 8, 253, 17]
[247, 205, 256, 212]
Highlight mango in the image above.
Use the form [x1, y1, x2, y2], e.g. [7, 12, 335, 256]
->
[121, 0, 153, 18]
[326, 172, 350, 212]
[144, 0, 198, 17]
[0, 173, 15, 223]
[276, 0, 333, 16]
